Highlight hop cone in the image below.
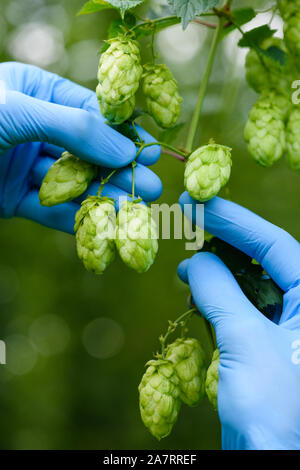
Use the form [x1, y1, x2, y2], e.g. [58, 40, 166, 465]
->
[184, 142, 232, 202]
[165, 338, 206, 407]
[283, 13, 300, 59]
[244, 91, 286, 167]
[139, 359, 181, 440]
[39, 152, 97, 207]
[286, 108, 300, 170]
[205, 349, 219, 411]
[143, 64, 183, 128]
[97, 84, 135, 125]
[97, 36, 142, 106]
[74, 196, 116, 275]
[245, 38, 294, 95]
[116, 201, 158, 273]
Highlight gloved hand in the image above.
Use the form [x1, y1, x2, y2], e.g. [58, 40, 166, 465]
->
[0, 62, 162, 233]
[178, 192, 300, 450]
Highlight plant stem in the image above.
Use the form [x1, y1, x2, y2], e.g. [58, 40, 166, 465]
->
[160, 308, 195, 359]
[193, 19, 217, 28]
[136, 141, 188, 159]
[185, 17, 223, 153]
[131, 161, 137, 200]
[97, 169, 116, 197]
[162, 148, 186, 162]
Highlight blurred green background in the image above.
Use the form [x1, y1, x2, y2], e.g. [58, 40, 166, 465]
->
[0, 0, 298, 450]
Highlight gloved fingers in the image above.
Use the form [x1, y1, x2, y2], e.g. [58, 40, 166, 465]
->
[1, 63, 161, 166]
[31, 156, 56, 186]
[1, 62, 99, 113]
[101, 164, 162, 202]
[279, 285, 300, 326]
[32, 156, 162, 203]
[1, 91, 136, 168]
[177, 258, 190, 284]
[76, 182, 146, 211]
[40, 132, 161, 167]
[186, 252, 262, 343]
[133, 125, 161, 166]
[16, 189, 78, 234]
[41, 143, 65, 159]
[179, 192, 300, 293]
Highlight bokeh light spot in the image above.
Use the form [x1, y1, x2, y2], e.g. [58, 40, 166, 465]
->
[82, 318, 124, 359]
[8, 22, 64, 67]
[29, 314, 70, 357]
[158, 23, 206, 63]
[5, 335, 38, 376]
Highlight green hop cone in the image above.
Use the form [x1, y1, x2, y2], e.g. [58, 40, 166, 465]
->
[283, 13, 300, 59]
[286, 107, 300, 170]
[184, 142, 232, 202]
[139, 359, 181, 441]
[97, 84, 135, 124]
[245, 38, 295, 95]
[39, 152, 97, 207]
[97, 35, 142, 106]
[205, 349, 219, 411]
[165, 338, 206, 407]
[143, 64, 183, 128]
[116, 201, 158, 273]
[244, 91, 287, 167]
[74, 196, 116, 275]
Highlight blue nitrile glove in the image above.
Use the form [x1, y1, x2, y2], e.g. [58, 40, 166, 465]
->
[178, 192, 300, 450]
[0, 62, 162, 233]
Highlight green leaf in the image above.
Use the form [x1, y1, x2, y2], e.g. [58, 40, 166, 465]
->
[78, 0, 144, 17]
[159, 123, 185, 145]
[259, 45, 287, 66]
[107, 13, 136, 38]
[134, 16, 181, 39]
[167, 0, 219, 30]
[78, 0, 115, 16]
[238, 25, 276, 48]
[221, 7, 256, 38]
[106, 0, 145, 18]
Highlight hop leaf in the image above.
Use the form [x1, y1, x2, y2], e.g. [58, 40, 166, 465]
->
[97, 85, 135, 124]
[116, 201, 158, 273]
[75, 196, 116, 275]
[138, 359, 181, 440]
[184, 142, 232, 202]
[245, 38, 294, 95]
[165, 338, 206, 407]
[205, 349, 219, 411]
[167, 0, 219, 30]
[143, 64, 183, 129]
[97, 35, 142, 106]
[244, 91, 287, 167]
[286, 107, 300, 170]
[39, 152, 97, 207]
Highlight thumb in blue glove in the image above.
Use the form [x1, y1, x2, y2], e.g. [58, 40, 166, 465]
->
[0, 62, 162, 232]
[178, 192, 300, 450]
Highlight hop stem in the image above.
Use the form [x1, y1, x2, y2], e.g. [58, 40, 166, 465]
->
[97, 169, 116, 197]
[160, 308, 196, 359]
[131, 161, 137, 200]
[185, 17, 223, 153]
